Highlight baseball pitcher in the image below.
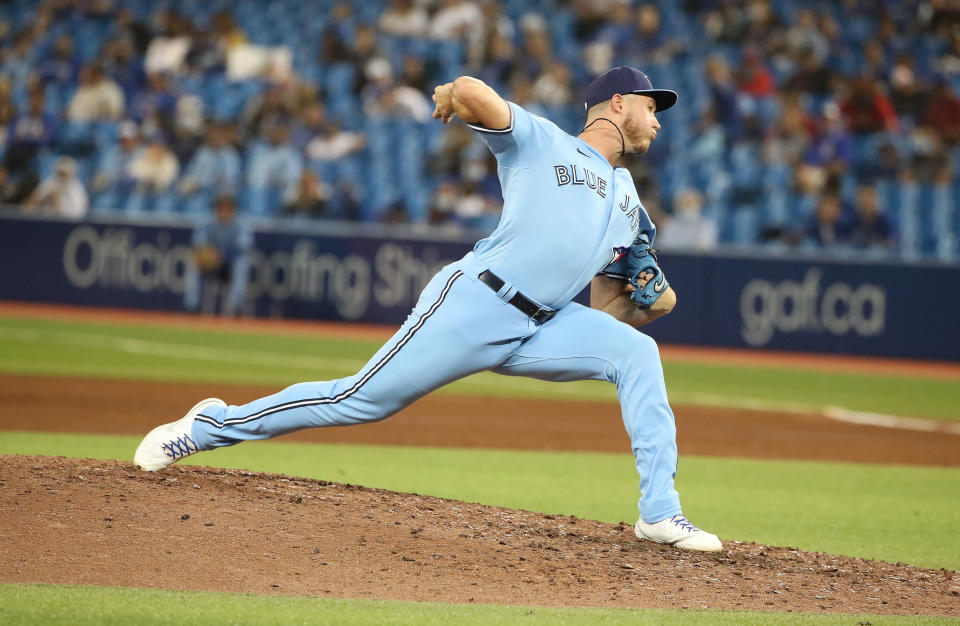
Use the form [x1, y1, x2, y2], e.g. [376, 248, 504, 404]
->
[135, 66, 722, 552]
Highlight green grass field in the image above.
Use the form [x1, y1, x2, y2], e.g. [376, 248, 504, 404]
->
[2, 311, 959, 624]
[2, 584, 956, 626]
[1, 315, 958, 419]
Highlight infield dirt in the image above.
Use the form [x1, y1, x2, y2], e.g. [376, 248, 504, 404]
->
[3, 303, 960, 615]
[3, 373, 960, 466]
[2, 455, 958, 616]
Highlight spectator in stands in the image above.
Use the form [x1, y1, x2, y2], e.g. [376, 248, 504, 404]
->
[688, 108, 725, 163]
[471, 0, 515, 69]
[888, 56, 930, 125]
[67, 64, 125, 122]
[789, 163, 827, 228]
[247, 122, 303, 207]
[129, 71, 179, 137]
[429, 179, 460, 227]
[379, 0, 428, 39]
[804, 192, 853, 248]
[860, 38, 889, 81]
[874, 15, 909, 60]
[922, 76, 960, 145]
[736, 49, 775, 100]
[701, 1, 749, 44]
[292, 102, 327, 151]
[91, 119, 140, 201]
[627, 3, 677, 65]
[905, 127, 950, 183]
[785, 8, 829, 64]
[507, 74, 548, 117]
[839, 77, 899, 134]
[431, 122, 474, 178]
[144, 9, 193, 75]
[2, 31, 35, 92]
[451, 178, 499, 233]
[129, 131, 179, 193]
[849, 183, 895, 250]
[179, 122, 241, 197]
[763, 93, 811, 167]
[706, 55, 741, 138]
[305, 120, 365, 162]
[100, 37, 146, 102]
[0, 77, 16, 156]
[658, 188, 718, 252]
[319, 3, 354, 65]
[864, 138, 904, 182]
[784, 47, 836, 96]
[476, 33, 516, 91]
[804, 102, 853, 177]
[37, 34, 78, 88]
[114, 8, 152, 56]
[429, 0, 483, 42]
[23, 156, 88, 219]
[745, 0, 785, 48]
[185, 28, 224, 78]
[2, 88, 56, 202]
[570, 0, 618, 41]
[515, 16, 553, 82]
[348, 24, 388, 96]
[935, 28, 960, 76]
[184, 194, 252, 316]
[170, 94, 204, 163]
[284, 170, 332, 218]
[532, 63, 574, 108]
[209, 9, 247, 52]
[592, 2, 634, 58]
[242, 83, 296, 139]
[399, 56, 430, 94]
[362, 59, 432, 122]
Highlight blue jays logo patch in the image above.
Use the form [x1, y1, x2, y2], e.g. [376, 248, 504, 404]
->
[610, 245, 630, 265]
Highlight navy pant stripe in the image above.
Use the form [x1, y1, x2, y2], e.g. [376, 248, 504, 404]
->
[195, 270, 464, 429]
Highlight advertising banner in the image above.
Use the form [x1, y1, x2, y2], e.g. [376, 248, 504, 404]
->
[1, 214, 957, 360]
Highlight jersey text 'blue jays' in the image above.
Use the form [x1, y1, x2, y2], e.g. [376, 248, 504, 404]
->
[553, 164, 607, 198]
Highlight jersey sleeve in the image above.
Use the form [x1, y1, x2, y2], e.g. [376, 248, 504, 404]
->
[465, 101, 555, 168]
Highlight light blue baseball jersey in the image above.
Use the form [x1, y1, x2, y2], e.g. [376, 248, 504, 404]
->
[187, 99, 685, 526]
[469, 102, 657, 309]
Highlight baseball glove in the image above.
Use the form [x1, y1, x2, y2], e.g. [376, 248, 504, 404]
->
[605, 233, 670, 309]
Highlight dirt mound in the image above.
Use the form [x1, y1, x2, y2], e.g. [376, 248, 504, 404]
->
[2, 456, 957, 615]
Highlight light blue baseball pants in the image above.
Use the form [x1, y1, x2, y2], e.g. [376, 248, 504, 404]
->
[192, 252, 683, 523]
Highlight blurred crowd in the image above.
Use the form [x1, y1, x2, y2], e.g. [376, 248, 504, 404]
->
[3, 0, 960, 261]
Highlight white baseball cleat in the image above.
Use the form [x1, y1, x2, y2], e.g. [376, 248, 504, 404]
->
[134, 398, 225, 471]
[634, 514, 723, 552]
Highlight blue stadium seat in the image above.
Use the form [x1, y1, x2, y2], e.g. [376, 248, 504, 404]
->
[894, 181, 922, 258]
[930, 184, 957, 261]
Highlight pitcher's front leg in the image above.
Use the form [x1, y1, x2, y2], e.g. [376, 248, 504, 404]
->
[493, 303, 721, 551]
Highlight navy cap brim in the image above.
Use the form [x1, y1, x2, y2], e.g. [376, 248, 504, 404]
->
[633, 89, 678, 112]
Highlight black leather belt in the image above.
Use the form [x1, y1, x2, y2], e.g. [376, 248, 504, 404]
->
[478, 270, 556, 324]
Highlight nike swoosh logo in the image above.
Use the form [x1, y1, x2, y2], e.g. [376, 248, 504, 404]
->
[654, 276, 665, 293]
[576, 148, 592, 158]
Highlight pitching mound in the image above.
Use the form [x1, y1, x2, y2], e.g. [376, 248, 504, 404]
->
[2, 456, 957, 615]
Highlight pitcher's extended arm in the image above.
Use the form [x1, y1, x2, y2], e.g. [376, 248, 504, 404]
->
[432, 77, 511, 129]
